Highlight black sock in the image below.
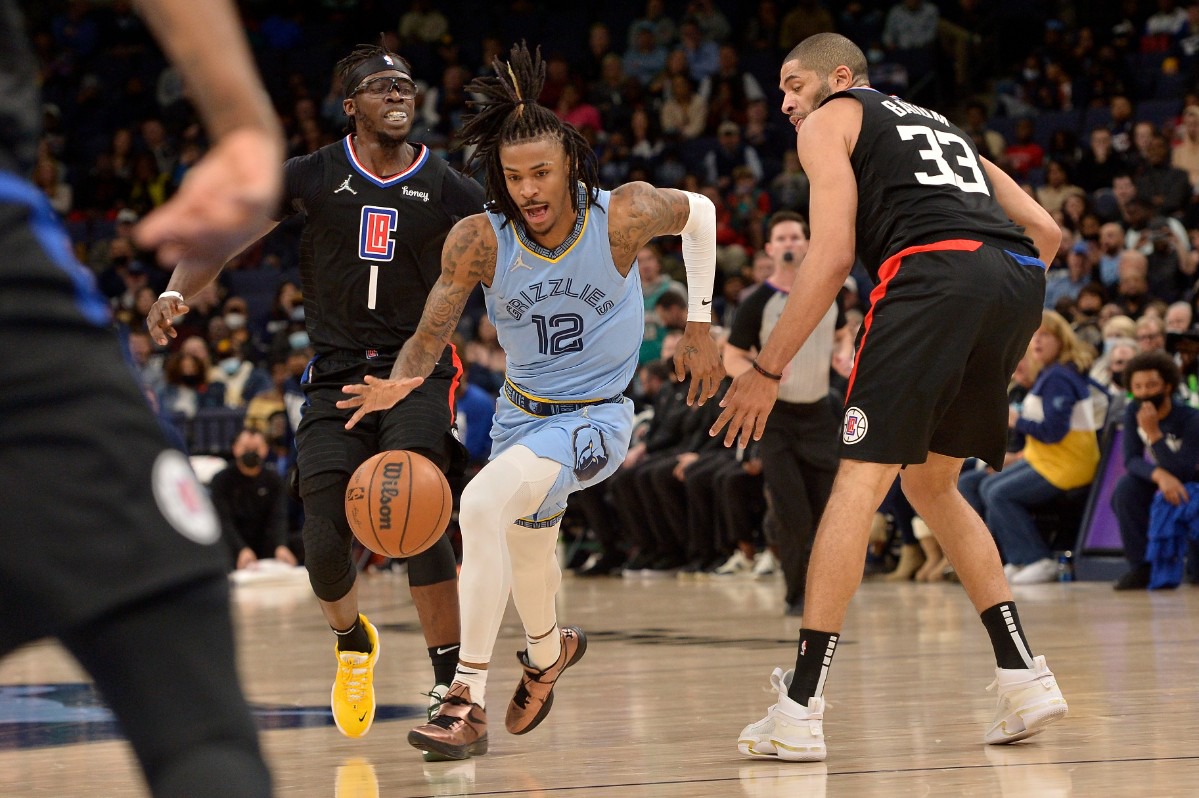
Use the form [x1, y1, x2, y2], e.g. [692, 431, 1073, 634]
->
[429, 643, 460, 685]
[786, 628, 839, 705]
[333, 616, 372, 653]
[980, 602, 1035, 669]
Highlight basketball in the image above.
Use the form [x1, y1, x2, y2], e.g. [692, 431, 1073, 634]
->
[345, 450, 452, 558]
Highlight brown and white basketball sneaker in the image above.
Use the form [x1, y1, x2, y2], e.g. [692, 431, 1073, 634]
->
[505, 625, 588, 735]
[407, 683, 488, 761]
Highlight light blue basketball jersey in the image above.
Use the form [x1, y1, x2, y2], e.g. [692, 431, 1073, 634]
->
[484, 185, 643, 526]
[485, 184, 643, 401]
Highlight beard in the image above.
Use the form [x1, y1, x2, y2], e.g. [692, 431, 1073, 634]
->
[810, 79, 834, 110]
[356, 114, 406, 148]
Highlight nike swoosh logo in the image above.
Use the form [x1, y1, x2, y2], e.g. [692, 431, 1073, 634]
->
[700, 298, 712, 306]
[436, 645, 460, 655]
[358, 712, 368, 722]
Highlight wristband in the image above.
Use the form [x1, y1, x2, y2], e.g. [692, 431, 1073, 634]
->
[751, 360, 782, 381]
[159, 290, 184, 302]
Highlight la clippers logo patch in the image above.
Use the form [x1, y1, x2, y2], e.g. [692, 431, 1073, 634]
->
[359, 206, 398, 261]
[842, 406, 869, 445]
[151, 450, 219, 544]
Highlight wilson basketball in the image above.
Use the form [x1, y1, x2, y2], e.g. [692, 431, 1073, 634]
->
[345, 450, 452, 558]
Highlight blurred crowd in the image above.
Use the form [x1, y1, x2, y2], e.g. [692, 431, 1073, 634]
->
[25, 0, 1199, 596]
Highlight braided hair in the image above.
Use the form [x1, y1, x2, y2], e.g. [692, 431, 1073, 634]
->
[457, 41, 600, 226]
[335, 44, 412, 133]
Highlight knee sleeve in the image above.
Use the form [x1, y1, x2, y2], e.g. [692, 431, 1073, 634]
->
[300, 471, 356, 602]
[405, 533, 457, 586]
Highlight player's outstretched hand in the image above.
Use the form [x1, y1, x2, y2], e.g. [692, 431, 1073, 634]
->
[337, 375, 425, 430]
[675, 322, 726, 406]
[147, 294, 189, 345]
[134, 128, 282, 266]
[709, 369, 779, 448]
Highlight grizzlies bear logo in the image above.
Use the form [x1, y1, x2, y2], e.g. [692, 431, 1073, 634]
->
[571, 425, 608, 481]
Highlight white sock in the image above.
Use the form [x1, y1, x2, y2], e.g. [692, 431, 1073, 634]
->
[526, 626, 562, 671]
[454, 666, 488, 708]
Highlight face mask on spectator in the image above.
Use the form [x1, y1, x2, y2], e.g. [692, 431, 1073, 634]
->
[1110, 371, 1125, 388]
[1138, 392, 1167, 410]
[290, 305, 305, 323]
[289, 331, 310, 351]
[239, 451, 262, 469]
[225, 312, 246, 330]
[219, 356, 242, 375]
[180, 373, 203, 387]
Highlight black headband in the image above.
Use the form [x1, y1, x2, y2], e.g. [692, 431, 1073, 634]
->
[343, 53, 412, 98]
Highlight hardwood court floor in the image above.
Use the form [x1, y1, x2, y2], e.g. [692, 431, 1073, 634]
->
[3, 569, 1198, 797]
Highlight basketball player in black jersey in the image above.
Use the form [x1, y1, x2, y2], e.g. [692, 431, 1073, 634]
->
[148, 45, 485, 744]
[2, 1, 279, 795]
[713, 34, 1069, 761]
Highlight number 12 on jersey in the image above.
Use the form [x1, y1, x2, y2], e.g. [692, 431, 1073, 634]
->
[359, 206, 399, 310]
[897, 125, 990, 195]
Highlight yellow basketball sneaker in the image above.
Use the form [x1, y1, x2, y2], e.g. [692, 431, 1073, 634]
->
[331, 614, 380, 738]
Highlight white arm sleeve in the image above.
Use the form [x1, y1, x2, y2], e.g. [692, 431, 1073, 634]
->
[679, 190, 717, 323]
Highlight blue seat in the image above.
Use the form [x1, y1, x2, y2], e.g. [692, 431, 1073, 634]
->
[188, 406, 246, 457]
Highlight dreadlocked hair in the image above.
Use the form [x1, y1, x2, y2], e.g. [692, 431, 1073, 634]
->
[335, 44, 411, 133]
[457, 41, 600, 227]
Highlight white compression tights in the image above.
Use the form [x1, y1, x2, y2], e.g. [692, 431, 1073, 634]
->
[457, 445, 564, 668]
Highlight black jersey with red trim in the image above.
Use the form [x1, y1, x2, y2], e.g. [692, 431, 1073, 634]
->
[275, 135, 485, 356]
[822, 88, 1035, 281]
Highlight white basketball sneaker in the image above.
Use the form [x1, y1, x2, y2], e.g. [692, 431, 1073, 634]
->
[738, 668, 827, 761]
[769, 692, 827, 762]
[984, 655, 1068, 745]
[737, 667, 792, 757]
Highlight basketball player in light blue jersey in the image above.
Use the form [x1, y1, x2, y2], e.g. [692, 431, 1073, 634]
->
[338, 42, 724, 760]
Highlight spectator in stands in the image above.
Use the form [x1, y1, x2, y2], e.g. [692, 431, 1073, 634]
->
[780, 0, 834, 53]
[627, 0, 676, 52]
[1171, 105, 1199, 190]
[1077, 127, 1128, 194]
[1136, 314, 1168, 353]
[637, 243, 686, 365]
[127, 328, 165, 394]
[453, 367, 496, 471]
[1137, 133, 1192, 217]
[1036, 160, 1085, 214]
[1071, 282, 1107, 352]
[985, 311, 1101, 584]
[1114, 249, 1153, 318]
[555, 83, 603, 136]
[589, 54, 634, 133]
[704, 120, 763, 193]
[1124, 197, 1191, 300]
[463, 315, 504, 396]
[1045, 241, 1095, 309]
[624, 21, 668, 87]
[686, 0, 731, 43]
[159, 349, 225, 420]
[1111, 351, 1199, 589]
[769, 148, 810, 215]
[726, 165, 770, 253]
[961, 101, 1006, 161]
[1097, 221, 1126, 286]
[210, 428, 297, 572]
[244, 356, 288, 435]
[1004, 118, 1045, 181]
[681, 18, 714, 83]
[1166, 300, 1193, 333]
[659, 74, 707, 140]
[882, 0, 941, 79]
[1108, 95, 1136, 154]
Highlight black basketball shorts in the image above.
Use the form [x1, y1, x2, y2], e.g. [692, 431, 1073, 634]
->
[841, 239, 1045, 470]
[295, 351, 465, 485]
[0, 193, 225, 655]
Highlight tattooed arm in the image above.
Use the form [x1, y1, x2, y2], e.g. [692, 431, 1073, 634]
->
[607, 182, 693, 274]
[609, 182, 725, 405]
[337, 215, 497, 429]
